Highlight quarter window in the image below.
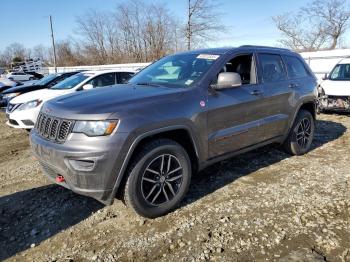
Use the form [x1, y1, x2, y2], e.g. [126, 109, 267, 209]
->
[283, 56, 309, 79]
[118, 72, 134, 84]
[258, 54, 287, 83]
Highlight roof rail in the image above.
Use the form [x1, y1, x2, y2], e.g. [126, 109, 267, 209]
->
[239, 45, 291, 51]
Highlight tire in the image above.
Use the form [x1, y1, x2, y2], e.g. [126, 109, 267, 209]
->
[283, 110, 315, 156]
[29, 77, 34, 80]
[124, 138, 191, 218]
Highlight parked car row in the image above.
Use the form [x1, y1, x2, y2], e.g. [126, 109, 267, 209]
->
[26, 46, 319, 218]
[5, 70, 135, 129]
[6, 71, 43, 81]
[0, 78, 27, 107]
[1, 71, 81, 109]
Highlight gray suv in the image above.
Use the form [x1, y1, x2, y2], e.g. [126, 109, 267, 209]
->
[30, 46, 317, 218]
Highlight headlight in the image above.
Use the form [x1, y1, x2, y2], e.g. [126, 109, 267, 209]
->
[317, 86, 325, 96]
[3, 93, 20, 99]
[73, 120, 118, 136]
[17, 99, 42, 111]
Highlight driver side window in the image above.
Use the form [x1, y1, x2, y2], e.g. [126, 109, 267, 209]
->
[214, 54, 256, 85]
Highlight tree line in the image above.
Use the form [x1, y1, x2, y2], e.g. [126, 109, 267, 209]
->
[0, 0, 349, 69]
[0, 0, 223, 68]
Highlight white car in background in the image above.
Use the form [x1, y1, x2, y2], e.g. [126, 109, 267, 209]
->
[6, 71, 35, 81]
[318, 58, 350, 112]
[6, 70, 135, 129]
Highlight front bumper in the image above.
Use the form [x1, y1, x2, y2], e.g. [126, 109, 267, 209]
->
[6, 105, 41, 129]
[30, 129, 130, 205]
[318, 95, 350, 112]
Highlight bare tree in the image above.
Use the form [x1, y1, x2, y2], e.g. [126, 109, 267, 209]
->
[273, 0, 350, 51]
[303, 0, 350, 49]
[273, 14, 328, 51]
[116, 0, 179, 62]
[32, 45, 49, 61]
[0, 43, 29, 67]
[185, 0, 224, 50]
[76, 9, 121, 64]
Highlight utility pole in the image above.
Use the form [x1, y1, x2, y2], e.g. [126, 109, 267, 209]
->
[49, 15, 57, 73]
[187, 0, 191, 50]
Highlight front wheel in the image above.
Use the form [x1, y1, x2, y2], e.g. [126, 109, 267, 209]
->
[283, 110, 315, 155]
[124, 139, 191, 218]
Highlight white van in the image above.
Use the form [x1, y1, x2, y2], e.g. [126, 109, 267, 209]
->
[318, 58, 350, 112]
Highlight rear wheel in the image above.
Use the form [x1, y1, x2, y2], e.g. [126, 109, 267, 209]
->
[283, 110, 315, 155]
[124, 139, 191, 218]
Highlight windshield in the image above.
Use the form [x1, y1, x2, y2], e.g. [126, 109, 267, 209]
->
[51, 73, 91, 90]
[128, 53, 219, 87]
[35, 74, 58, 85]
[330, 64, 350, 80]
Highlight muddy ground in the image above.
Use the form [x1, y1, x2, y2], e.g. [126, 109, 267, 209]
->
[0, 111, 349, 262]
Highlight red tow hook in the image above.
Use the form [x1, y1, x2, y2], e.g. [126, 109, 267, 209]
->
[56, 175, 65, 183]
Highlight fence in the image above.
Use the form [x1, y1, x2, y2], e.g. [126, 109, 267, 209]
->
[300, 49, 350, 81]
[41, 49, 350, 81]
[45, 62, 150, 75]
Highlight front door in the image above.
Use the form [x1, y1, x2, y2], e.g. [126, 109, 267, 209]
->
[207, 53, 267, 158]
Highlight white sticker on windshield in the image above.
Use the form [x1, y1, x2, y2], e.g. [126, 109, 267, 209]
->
[197, 54, 220, 60]
[185, 80, 194, 85]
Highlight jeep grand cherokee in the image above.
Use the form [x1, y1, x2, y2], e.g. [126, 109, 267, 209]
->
[30, 46, 317, 218]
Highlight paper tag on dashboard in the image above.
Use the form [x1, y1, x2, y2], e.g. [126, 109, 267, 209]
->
[197, 54, 220, 60]
[185, 80, 194, 85]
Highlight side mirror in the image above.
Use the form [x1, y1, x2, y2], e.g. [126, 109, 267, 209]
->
[322, 73, 328, 80]
[212, 72, 242, 90]
[82, 84, 94, 90]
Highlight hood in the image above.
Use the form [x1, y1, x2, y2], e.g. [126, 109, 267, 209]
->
[2, 83, 43, 95]
[44, 84, 185, 118]
[10, 88, 72, 104]
[320, 80, 350, 96]
[0, 84, 16, 93]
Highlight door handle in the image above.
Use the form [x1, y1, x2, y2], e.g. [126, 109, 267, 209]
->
[250, 90, 263, 96]
[289, 83, 300, 88]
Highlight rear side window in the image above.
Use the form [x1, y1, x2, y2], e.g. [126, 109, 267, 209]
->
[258, 54, 287, 83]
[283, 56, 309, 79]
[88, 73, 116, 88]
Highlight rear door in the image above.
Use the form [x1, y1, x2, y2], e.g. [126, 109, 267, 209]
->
[256, 53, 293, 140]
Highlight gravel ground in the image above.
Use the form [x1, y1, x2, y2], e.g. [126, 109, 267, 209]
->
[0, 111, 349, 262]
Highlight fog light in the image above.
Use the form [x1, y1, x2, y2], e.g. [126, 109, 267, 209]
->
[69, 159, 95, 171]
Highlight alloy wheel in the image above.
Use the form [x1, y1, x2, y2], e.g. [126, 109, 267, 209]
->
[295, 117, 312, 149]
[141, 154, 183, 206]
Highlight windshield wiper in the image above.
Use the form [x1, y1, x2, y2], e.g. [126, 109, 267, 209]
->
[135, 82, 162, 87]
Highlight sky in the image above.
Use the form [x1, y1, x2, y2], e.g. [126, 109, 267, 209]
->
[0, 0, 349, 50]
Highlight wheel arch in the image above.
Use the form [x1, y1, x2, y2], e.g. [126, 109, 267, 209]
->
[112, 126, 200, 198]
[286, 100, 316, 139]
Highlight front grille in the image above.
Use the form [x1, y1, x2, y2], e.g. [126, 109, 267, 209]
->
[9, 119, 19, 126]
[35, 113, 74, 143]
